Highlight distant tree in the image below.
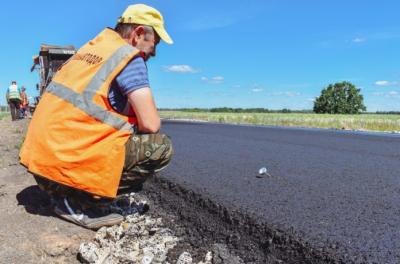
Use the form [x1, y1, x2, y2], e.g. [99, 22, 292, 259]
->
[281, 108, 292, 113]
[313, 81, 366, 114]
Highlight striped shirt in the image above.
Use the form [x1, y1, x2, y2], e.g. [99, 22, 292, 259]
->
[108, 55, 149, 116]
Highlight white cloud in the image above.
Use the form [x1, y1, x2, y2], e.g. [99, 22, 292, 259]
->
[201, 76, 224, 84]
[251, 88, 263, 92]
[375, 80, 390, 86]
[320, 31, 400, 49]
[248, 83, 264, 92]
[352, 37, 366, 43]
[212, 76, 224, 82]
[282, 83, 312, 89]
[372, 91, 399, 97]
[184, 17, 236, 31]
[307, 98, 316, 102]
[272, 91, 301, 97]
[286, 92, 301, 97]
[163, 65, 197, 73]
[375, 80, 400, 86]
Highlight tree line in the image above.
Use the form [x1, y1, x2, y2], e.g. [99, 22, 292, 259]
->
[162, 81, 397, 114]
[159, 107, 313, 113]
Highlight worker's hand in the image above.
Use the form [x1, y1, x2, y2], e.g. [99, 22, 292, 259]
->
[127, 87, 160, 133]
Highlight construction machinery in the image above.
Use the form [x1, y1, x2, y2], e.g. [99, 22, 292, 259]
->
[30, 44, 76, 111]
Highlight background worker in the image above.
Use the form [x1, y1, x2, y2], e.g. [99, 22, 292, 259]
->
[20, 4, 174, 229]
[6, 81, 21, 121]
[19, 86, 29, 118]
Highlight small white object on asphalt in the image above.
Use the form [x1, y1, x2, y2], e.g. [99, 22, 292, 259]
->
[259, 167, 268, 175]
[258, 167, 272, 178]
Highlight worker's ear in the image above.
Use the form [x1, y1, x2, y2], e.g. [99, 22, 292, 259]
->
[133, 26, 146, 40]
[129, 26, 144, 46]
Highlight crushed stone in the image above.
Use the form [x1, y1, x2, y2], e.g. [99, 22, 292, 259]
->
[79, 193, 214, 264]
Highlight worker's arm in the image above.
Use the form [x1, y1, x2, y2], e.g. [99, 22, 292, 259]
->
[5, 90, 9, 103]
[127, 87, 160, 133]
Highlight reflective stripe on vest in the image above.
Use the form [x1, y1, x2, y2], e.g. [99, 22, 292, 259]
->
[8, 85, 20, 100]
[46, 44, 135, 132]
[47, 82, 132, 131]
[20, 29, 140, 198]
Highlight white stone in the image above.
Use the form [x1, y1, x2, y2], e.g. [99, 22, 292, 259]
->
[176, 252, 193, 264]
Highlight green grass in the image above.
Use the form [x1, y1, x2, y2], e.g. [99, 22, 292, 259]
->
[159, 111, 400, 133]
[1, 110, 398, 132]
[0, 112, 8, 120]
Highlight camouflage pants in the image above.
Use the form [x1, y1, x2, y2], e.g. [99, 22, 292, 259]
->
[120, 133, 174, 190]
[34, 133, 173, 205]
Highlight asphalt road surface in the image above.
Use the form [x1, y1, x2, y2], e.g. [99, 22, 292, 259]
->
[154, 120, 400, 263]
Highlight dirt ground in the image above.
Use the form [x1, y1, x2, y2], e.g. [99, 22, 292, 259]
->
[0, 116, 252, 264]
[0, 117, 95, 263]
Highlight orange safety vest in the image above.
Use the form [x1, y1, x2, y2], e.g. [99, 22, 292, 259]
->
[20, 28, 140, 198]
[21, 92, 28, 106]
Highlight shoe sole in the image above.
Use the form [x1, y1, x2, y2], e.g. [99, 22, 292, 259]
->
[54, 205, 124, 230]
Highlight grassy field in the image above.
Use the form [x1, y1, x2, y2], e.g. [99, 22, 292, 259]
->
[159, 111, 400, 133]
[0, 112, 8, 120]
[1, 110, 398, 133]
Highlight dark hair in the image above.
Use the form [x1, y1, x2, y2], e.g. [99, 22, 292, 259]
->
[115, 23, 137, 38]
[114, 23, 154, 39]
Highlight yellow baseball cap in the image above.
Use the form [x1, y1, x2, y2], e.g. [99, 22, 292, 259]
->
[117, 4, 173, 44]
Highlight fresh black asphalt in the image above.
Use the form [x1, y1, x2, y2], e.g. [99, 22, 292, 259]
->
[153, 120, 400, 263]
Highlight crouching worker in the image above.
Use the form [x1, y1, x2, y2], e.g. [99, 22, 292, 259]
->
[19, 4, 174, 229]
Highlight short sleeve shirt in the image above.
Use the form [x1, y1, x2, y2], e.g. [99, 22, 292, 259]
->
[108, 55, 149, 116]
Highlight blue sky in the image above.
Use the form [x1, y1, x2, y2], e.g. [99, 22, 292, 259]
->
[1, 0, 399, 111]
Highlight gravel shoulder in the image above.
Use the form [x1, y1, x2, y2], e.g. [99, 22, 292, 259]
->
[0, 117, 247, 264]
[0, 117, 94, 263]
